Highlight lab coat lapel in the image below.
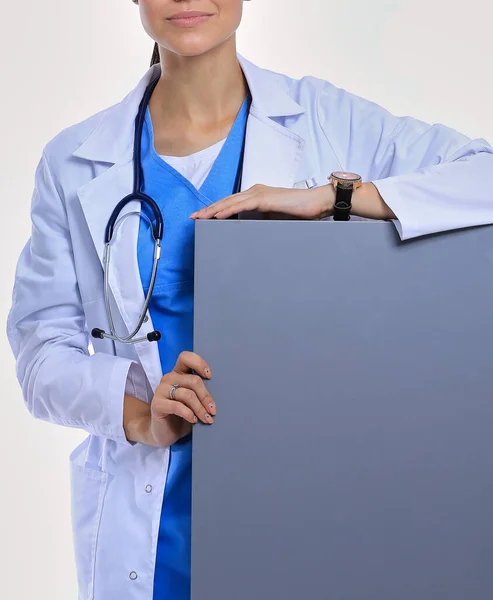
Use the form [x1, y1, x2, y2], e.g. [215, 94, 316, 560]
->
[240, 111, 305, 198]
[77, 162, 163, 393]
[236, 55, 306, 215]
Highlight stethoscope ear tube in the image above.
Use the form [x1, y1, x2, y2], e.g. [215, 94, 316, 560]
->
[105, 193, 164, 244]
[104, 67, 162, 246]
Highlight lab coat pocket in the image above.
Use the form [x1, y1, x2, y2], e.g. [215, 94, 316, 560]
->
[69, 443, 110, 600]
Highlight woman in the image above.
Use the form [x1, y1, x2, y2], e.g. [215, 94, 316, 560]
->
[7, 1, 493, 599]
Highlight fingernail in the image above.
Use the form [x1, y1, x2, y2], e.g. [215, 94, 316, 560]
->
[193, 416, 198, 423]
[204, 368, 211, 378]
[205, 413, 213, 423]
[208, 403, 214, 412]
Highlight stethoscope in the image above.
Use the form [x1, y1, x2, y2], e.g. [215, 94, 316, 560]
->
[91, 69, 248, 345]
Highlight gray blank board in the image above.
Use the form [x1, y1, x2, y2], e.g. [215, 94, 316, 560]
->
[192, 220, 493, 600]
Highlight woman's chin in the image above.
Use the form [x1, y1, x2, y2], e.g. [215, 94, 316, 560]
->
[164, 33, 232, 59]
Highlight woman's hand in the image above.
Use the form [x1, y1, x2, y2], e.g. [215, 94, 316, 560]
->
[190, 184, 335, 221]
[189, 182, 396, 221]
[124, 351, 215, 447]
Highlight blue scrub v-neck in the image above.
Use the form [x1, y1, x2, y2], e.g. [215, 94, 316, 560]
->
[136, 95, 249, 600]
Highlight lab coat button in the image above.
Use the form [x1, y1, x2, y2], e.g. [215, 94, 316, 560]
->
[145, 484, 152, 493]
[129, 571, 138, 580]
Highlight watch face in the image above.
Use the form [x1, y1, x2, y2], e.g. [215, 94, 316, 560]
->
[331, 171, 361, 182]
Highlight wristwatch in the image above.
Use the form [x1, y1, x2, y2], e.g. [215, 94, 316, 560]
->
[329, 171, 362, 221]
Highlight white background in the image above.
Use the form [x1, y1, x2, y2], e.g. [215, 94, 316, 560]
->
[1, 0, 492, 597]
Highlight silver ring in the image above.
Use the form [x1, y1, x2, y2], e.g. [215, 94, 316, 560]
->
[169, 384, 180, 400]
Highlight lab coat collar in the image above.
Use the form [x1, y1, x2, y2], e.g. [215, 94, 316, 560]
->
[239, 54, 306, 118]
[72, 54, 305, 164]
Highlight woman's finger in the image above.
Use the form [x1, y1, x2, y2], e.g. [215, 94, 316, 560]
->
[175, 373, 216, 416]
[166, 383, 214, 424]
[196, 194, 258, 220]
[214, 197, 259, 219]
[191, 187, 258, 219]
[173, 350, 211, 379]
[160, 374, 214, 422]
[194, 188, 252, 214]
[153, 397, 198, 425]
[162, 354, 216, 421]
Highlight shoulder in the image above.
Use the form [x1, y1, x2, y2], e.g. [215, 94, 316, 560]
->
[249, 58, 404, 140]
[40, 67, 155, 179]
[253, 58, 371, 107]
[42, 105, 113, 166]
[33, 90, 133, 204]
[283, 69, 397, 127]
[271, 66, 432, 159]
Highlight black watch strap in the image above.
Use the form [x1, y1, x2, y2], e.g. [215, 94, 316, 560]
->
[332, 185, 353, 221]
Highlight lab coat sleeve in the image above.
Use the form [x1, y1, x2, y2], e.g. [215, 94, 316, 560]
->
[371, 118, 493, 240]
[318, 83, 493, 239]
[6, 152, 138, 445]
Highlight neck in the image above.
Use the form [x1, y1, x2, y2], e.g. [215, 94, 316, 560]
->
[149, 37, 248, 127]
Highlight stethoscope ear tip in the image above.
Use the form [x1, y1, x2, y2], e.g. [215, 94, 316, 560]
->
[91, 328, 106, 340]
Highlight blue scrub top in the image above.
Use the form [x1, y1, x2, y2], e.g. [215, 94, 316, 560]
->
[136, 96, 249, 600]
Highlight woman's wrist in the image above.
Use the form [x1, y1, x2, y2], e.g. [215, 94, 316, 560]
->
[311, 181, 396, 221]
[123, 393, 154, 445]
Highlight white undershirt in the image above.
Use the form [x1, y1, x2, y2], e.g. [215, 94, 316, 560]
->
[159, 138, 227, 190]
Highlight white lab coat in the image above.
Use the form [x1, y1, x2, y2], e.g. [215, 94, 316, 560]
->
[7, 54, 493, 600]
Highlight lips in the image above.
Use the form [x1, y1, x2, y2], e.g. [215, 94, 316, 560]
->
[167, 11, 214, 28]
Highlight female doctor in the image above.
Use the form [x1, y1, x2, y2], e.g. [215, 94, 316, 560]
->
[6, 1, 493, 599]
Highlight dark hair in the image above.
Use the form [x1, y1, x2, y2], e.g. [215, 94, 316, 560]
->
[150, 43, 160, 67]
